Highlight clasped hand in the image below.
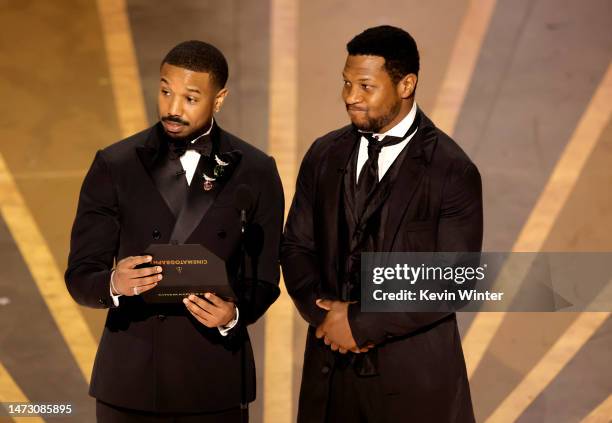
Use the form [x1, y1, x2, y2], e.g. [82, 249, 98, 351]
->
[315, 299, 373, 354]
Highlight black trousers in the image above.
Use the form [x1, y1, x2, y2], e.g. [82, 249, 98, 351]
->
[96, 400, 245, 423]
[325, 357, 385, 423]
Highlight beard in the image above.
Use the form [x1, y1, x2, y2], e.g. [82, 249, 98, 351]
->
[350, 99, 402, 133]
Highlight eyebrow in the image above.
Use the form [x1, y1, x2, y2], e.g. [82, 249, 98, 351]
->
[159, 78, 201, 94]
[342, 73, 375, 81]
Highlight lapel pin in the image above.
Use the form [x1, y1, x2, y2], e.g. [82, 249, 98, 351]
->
[203, 174, 215, 191]
[201, 152, 241, 192]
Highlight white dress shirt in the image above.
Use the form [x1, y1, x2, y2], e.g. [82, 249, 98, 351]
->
[110, 118, 239, 335]
[356, 102, 418, 182]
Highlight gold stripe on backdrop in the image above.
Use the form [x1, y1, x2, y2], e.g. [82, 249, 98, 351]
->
[95, 0, 148, 136]
[486, 313, 609, 422]
[263, 0, 298, 421]
[582, 394, 612, 423]
[0, 362, 45, 423]
[0, 153, 97, 383]
[462, 62, 612, 379]
[10, 170, 86, 181]
[430, 0, 497, 135]
[426, 0, 499, 381]
[487, 278, 612, 421]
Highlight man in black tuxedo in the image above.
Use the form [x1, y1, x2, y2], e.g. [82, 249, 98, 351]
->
[281, 26, 482, 422]
[65, 40, 283, 422]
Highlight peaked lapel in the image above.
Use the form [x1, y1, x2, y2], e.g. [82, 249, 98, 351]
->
[382, 110, 438, 251]
[136, 124, 188, 219]
[170, 124, 241, 244]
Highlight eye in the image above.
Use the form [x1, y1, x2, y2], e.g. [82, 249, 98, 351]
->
[187, 97, 198, 104]
[343, 80, 351, 87]
[361, 84, 371, 90]
[161, 88, 170, 96]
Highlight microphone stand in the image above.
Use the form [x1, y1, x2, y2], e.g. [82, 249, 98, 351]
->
[234, 185, 254, 423]
[238, 209, 248, 423]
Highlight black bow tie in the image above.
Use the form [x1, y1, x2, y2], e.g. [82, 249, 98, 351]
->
[168, 134, 212, 159]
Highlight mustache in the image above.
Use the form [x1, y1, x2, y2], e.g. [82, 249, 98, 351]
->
[162, 115, 189, 126]
[346, 105, 367, 112]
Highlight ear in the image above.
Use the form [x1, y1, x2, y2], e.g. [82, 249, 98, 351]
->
[213, 87, 229, 113]
[316, 299, 333, 311]
[398, 73, 417, 99]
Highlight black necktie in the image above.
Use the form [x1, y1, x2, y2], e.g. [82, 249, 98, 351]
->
[355, 118, 419, 217]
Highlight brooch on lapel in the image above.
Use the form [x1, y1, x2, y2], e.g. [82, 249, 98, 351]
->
[203, 174, 215, 191]
[201, 150, 242, 191]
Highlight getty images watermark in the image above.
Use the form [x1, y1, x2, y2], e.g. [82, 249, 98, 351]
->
[360, 252, 612, 312]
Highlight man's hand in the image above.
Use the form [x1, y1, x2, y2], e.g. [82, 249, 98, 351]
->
[112, 256, 162, 296]
[183, 293, 236, 328]
[315, 299, 373, 354]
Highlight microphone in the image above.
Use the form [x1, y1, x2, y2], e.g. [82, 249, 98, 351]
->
[234, 184, 254, 232]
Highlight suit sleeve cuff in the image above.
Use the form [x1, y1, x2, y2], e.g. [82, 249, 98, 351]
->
[348, 302, 384, 347]
[109, 270, 121, 307]
[218, 305, 239, 336]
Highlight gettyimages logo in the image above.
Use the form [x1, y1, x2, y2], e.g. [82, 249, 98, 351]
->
[361, 252, 612, 313]
[371, 263, 488, 285]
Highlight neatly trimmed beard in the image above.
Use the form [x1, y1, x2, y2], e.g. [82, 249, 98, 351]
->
[352, 99, 402, 133]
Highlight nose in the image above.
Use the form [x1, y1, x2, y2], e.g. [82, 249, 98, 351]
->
[343, 85, 362, 105]
[168, 95, 182, 116]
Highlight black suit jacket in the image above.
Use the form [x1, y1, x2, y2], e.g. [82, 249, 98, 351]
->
[281, 109, 482, 423]
[65, 122, 284, 413]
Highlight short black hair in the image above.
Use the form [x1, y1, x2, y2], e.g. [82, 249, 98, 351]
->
[161, 40, 229, 88]
[347, 25, 420, 84]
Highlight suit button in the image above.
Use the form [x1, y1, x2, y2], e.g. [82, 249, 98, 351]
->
[152, 229, 161, 240]
[157, 314, 166, 321]
[98, 298, 107, 306]
[321, 365, 330, 375]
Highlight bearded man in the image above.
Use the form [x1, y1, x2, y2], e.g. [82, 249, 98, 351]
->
[66, 40, 283, 422]
[281, 26, 482, 422]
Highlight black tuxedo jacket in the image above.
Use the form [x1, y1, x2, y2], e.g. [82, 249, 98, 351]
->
[65, 122, 284, 413]
[281, 109, 482, 423]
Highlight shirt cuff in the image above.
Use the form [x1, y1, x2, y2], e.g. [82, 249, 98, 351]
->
[109, 270, 122, 307]
[218, 305, 239, 336]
